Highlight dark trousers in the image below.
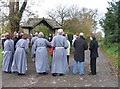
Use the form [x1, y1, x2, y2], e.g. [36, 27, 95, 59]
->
[90, 57, 97, 74]
[67, 55, 69, 65]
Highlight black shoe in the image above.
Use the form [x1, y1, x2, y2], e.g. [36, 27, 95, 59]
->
[12, 71, 18, 73]
[52, 73, 57, 76]
[88, 72, 92, 75]
[4, 71, 12, 74]
[92, 73, 96, 75]
[59, 73, 64, 76]
[18, 73, 25, 76]
[43, 72, 48, 75]
[38, 73, 43, 75]
[88, 72, 96, 75]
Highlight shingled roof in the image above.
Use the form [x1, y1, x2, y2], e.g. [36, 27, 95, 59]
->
[21, 17, 61, 31]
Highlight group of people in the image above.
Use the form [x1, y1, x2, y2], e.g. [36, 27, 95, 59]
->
[31, 29, 70, 76]
[1, 28, 99, 76]
[1, 32, 29, 75]
[72, 32, 99, 76]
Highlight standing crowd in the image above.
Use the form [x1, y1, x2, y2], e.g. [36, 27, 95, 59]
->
[1, 28, 99, 76]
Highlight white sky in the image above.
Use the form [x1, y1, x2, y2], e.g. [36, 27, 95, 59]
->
[27, 0, 112, 18]
[22, 0, 115, 37]
[0, 0, 118, 36]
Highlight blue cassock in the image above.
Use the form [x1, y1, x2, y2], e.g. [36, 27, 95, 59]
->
[11, 39, 29, 74]
[51, 34, 69, 74]
[33, 37, 50, 73]
[2, 39, 14, 72]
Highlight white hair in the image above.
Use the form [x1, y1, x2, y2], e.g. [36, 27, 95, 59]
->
[58, 29, 63, 34]
[5, 33, 9, 36]
[35, 32, 38, 36]
[38, 32, 44, 38]
[79, 32, 84, 36]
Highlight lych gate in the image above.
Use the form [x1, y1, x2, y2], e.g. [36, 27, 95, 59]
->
[21, 17, 61, 39]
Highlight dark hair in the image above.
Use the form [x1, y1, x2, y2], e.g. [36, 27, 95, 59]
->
[22, 34, 28, 40]
[62, 34, 66, 37]
[91, 34, 96, 40]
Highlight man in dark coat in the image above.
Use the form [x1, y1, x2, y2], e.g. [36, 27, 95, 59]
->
[73, 32, 88, 76]
[13, 33, 19, 51]
[1, 34, 6, 52]
[89, 34, 99, 75]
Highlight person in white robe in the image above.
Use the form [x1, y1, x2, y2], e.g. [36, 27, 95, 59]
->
[66, 35, 70, 65]
[11, 34, 29, 75]
[51, 29, 69, 76]
[33, 32, 51, 75]
[2, 33, 14, 73]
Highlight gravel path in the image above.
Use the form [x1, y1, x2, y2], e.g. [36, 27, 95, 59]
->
[2, 48, 118, 88]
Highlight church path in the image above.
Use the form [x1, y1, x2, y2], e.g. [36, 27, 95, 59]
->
[2, 48, 118, 88]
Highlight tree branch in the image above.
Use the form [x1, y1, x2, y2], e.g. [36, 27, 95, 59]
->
[18, 0, 27, 18]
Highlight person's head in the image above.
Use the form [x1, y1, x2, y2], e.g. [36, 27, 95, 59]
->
[90, 33, 96, 40]
[14, 31, 17, 35]
[1, 34, 5, 38]
[38, 32, 44, 38]
[76, 33, 79, 36]
[65, 34, 68, 39]
[58, 29, 63, 35]
[34, 32, 38, 36]
[49, 33, 52, 36]
[22, 34, 28, 40]
[14, 33, 18, 38]
[10, 34, 14, 39]
[21, 32, 23, 36]
[79, 32, 84, 37]
[5, 33, 10, 39]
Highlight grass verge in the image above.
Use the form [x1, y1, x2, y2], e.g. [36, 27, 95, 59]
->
[100, 43, 118, 76]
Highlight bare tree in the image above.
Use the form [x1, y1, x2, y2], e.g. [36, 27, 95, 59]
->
[47, 5, 69, 27]
[67, 5, 80, 19]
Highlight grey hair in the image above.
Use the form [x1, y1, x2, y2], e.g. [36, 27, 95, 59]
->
[38, 32, 44, 38]
[58, 29, 63, 34]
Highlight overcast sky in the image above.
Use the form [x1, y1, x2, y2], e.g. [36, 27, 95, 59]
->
[0, 0, 117, 36]
[27, 0, 113, 18]
[20, 0, 116, 37]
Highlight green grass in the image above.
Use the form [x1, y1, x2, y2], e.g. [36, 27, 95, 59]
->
[101, 43, 118, 67]
[0, 48, 3, 67]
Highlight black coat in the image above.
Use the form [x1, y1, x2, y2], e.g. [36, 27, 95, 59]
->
[13, 37, 19, 50]
[73, 36, 88, 62]
[2, 38, 6, 50]
[89, 39, 99, 58]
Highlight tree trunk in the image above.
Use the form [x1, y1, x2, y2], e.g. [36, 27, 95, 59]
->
[9, 0, 15, 34]
[9, 0, 27, 34]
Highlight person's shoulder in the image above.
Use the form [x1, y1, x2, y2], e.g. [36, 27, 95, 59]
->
[92, 39, 97, 42]
[36, 38, 40, 41]
[43, 38, 48, 41]
[53, 35, 58, 39]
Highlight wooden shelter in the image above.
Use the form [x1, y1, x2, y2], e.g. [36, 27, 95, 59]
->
[21, 17, 61, 38]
